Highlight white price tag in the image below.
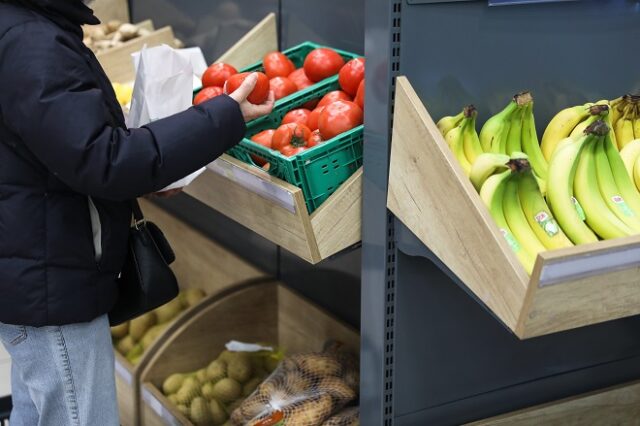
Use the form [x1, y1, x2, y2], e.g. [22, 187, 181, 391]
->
[209, 159, 297, 213]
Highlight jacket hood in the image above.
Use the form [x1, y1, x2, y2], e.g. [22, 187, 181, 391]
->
[14, 0, 99, 30]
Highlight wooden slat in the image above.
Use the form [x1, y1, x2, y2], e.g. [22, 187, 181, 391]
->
[387, 76, 528, 331]
[87, 0, 130, 23]
[183, 155, 321, 263]
[311, 167, 363, 259]
[467, 380, 640, 425]
[216, 13, 278, 69]
[97, 26, 176, 84]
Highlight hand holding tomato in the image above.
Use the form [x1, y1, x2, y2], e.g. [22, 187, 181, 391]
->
[225, 73, 275, 121]
[318, 100, 363, 140]
[226, 72, 270, 104]
[193, 86, 223, 105]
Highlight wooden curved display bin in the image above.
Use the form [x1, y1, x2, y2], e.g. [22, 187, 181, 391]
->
[387, 76, 640, 339]
[116, 200, 266, 426]
[138, 280, 360, 426]
[183, 13, 362, 264]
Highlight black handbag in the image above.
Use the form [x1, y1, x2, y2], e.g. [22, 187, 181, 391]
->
[108, 200, 179, 326]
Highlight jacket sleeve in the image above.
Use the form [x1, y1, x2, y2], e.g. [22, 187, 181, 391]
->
[0, 22, 246, 201]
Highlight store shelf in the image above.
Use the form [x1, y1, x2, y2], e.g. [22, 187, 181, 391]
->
[96, 20, 176, 84]
[387, 76, 640, 339]
[88, 0, 130, 23]
[467, 380, 640, 425]
[215, 13, 278, 70]
[185, 155, 362, 264]
[138, 279, 359, 426]
[115, 200, 267, 426]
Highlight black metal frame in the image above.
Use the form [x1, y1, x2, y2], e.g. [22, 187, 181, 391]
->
[0, 396, 10, 425]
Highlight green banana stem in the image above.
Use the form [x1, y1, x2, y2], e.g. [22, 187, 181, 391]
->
[464, 104, 477, 119]
[514, 91, 533, 106]
[507, 157, 531, 174]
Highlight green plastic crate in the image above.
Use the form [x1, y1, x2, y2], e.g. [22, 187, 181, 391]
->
[228, 79, 363, 214]
[194, 42, 361, 105]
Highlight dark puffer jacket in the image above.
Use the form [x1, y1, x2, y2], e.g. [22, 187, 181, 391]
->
[0, 0, 246, 326]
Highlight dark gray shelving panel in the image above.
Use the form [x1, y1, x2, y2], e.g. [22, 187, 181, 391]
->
[361, 0, 640, 425]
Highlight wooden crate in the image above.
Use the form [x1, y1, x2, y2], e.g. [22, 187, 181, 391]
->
[467, 380, 640, 425]
[96, 21, 176, 84]
[115, 200, 266, 426]
[88, 0, 130, 23]
[138, 280, 359, 425]
[387, 76, 640, 339]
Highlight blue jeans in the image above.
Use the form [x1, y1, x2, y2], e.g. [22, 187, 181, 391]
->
[0, 315, 119, 426]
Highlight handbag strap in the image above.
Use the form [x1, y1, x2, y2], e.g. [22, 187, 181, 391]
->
[132, 199, 145, 228]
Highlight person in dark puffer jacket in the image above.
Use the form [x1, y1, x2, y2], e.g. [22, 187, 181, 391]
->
[0, 0, 274, 424]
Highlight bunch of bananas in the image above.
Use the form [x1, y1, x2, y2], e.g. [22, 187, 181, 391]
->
[437, 105, 483, 175]
[438, 93, 640, 273]
[476, 154, 571, 274]
[611, 95, 640, 149]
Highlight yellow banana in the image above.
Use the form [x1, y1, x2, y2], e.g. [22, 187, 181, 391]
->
[480, 169, 535, 274]
[445, 124, 472, 175]
[437, 110, 465, 136]
[615, 104, 636, 149]
[620, 139, 640, 178]
[594, 137, 640, 232]
[569, 104, 609, 138]
[521, 102, 548, 180]
[462, 106, 483, 163]
[634, 117, 640, 140]
[517, 168, 573, 250]
[469, 153, 510, 192]
[546, 133, 598, 244]
[602, 133, 640, 220]
[635, 156, 640, 192]
[541, 104, 590, 161]
[574, 131, 633, 239]
[502, 171, 546, 256]
[480, 97, 519, 153]
[505, 106, 524, 155]
[610, 96, 625, 125]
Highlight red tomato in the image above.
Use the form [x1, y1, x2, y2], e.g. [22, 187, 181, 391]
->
[226, 72, 270, 104]
[272, 123, 312, 152]
[281, 145, 307, 157]
[288, 68, 314, 90]
[303, 48, 345, 82]
[281, 108, 311, 126]
[263, 52, 296, 78]
[318, 100, 363, 140]
[193, 86, 224, 105]
[269, 77, 298, 100]
[338, 58, 365, 96]
[303, 99, 320, 110]
[307, 107, 324, 131]
[202, 63, 237, 88]
[307, 130, 323, 147]
[317, 90, 352, 109]
[354, 79, 365, 110]
[250, 129, 275, 166]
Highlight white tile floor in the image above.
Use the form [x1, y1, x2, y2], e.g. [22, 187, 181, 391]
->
[0, 345, 11, 397]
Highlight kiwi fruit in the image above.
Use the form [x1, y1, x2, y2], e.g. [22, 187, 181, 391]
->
[211, 378, 242, 403]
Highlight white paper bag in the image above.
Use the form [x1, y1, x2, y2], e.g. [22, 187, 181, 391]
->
[127, 44, 206, 191]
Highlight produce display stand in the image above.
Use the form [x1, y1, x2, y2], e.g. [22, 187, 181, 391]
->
[115, 200, 267, 426]
[183, 14, 363, 264]
[138, 279, 360, 425]
[387, 76, 640, 339]
[466, 380, 640, 426]
[96, 20, 176, 84]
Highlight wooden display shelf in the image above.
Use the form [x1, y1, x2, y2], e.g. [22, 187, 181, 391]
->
[138, 280, 360, 426]
[467, 380, 640, 425]
[96, 20, 176, 84]
[184, 155, 362, 264]
[387, 76, 640, 339]
[115, 200, 266, 426]
[88, 0, 130, 23]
